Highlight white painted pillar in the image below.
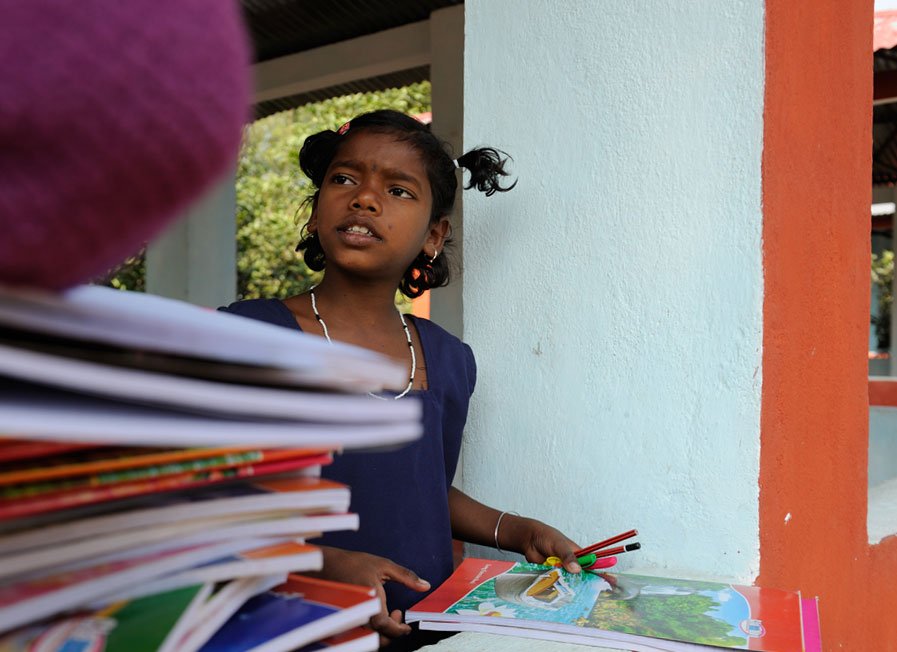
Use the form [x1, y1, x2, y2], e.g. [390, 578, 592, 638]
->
[145, 175, 237, 307]
[462, 0, 765, 580]
[428, 5, 465, 339]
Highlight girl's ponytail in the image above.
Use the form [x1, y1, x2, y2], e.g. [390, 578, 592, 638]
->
[456, 147, 517, 197]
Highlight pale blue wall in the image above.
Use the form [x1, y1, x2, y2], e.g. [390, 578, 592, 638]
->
[870, 406, 897, 487]
[461, 1, 765, 581]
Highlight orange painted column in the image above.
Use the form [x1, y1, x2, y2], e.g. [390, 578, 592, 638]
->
[411, 290, 431, 319]
[760, 1, 897, 649]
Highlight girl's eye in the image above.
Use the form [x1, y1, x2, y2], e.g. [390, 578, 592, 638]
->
[330, 173, 354, 185]
[389, 187, 414, 199]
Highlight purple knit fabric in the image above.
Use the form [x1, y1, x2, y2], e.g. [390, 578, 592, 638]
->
[0, 0, 251, 289]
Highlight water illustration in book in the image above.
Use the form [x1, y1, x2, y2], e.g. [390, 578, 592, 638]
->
[407, 559, 810, 652]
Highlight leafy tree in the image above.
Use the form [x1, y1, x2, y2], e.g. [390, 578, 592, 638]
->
[586, 594, 745, 646]
[100, 82, 431, 300]
[96, 249, 146, 292]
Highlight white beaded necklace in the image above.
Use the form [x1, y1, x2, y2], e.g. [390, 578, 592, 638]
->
[309, 288, 415, 400]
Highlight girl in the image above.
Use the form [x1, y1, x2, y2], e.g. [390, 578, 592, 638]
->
[222, 110, 580, 649]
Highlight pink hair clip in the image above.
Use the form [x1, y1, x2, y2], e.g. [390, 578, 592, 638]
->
[337, 121, 351, 135]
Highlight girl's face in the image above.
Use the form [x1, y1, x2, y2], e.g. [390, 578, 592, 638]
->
[309, 131, 446, 282]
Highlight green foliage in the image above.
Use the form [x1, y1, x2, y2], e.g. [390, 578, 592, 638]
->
[96, 248, 146, 292]
[100, 82, 431, 299]
[586, 594, 744, 646]
[871, 250, 893, 351]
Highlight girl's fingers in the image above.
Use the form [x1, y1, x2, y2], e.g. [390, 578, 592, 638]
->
[561, 550, 582, 573]
[370, 612, 411, 638]
[383, 562, 431, 591]
[369, 587, 411, 642]
[560, 535, 582, 573]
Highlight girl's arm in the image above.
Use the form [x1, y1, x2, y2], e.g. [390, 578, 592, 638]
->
[447, 486, 582, 573]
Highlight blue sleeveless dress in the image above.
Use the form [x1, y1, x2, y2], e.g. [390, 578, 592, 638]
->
[219, 299, 476, 612]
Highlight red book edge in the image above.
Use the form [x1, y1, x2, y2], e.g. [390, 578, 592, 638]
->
[0, 453, 332, 520]
[0, 440, 96, 464]
[0, 446, 329, 487]
[407, 558, 516, 615]
[280, 574, 377, 609]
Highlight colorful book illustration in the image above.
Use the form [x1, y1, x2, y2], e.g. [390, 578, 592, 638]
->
[407, 559, 810, 652]
[171, 574, 287, 652]
[0, 583, 210, 652]
[199, 575, 380, 652]
[0, 476, 350, 553]
[0, 579, 379, 652]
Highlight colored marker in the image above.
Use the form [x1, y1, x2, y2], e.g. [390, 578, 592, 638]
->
[574, 529, 639, 557]
[592, 542, 641, 559]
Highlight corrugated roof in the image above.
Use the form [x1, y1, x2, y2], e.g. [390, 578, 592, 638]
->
[240, 0, 461, 63]
[241, 0, 458, 118]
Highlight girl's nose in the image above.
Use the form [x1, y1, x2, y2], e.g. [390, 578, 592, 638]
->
[350, 185, 381, 214]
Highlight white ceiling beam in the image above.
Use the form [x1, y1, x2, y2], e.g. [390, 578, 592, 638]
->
[253, 20, 431, 103]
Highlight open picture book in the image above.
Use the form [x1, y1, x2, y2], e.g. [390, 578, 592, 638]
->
[407, 559, 821, 652]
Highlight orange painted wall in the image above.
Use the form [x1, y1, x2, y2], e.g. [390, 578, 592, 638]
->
[760, 1, 897, 649]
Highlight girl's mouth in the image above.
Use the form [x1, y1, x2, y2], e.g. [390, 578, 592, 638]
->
[338, 224, 382, 244]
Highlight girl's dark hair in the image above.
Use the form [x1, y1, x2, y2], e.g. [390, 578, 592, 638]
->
[295, 109, 515, 298]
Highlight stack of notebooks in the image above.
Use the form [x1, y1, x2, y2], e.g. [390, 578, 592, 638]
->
[407, 559, 822, 652]
[0, 284, 420, 651]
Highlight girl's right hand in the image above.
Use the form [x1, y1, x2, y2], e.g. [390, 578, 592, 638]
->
[313, 546, 431, 645]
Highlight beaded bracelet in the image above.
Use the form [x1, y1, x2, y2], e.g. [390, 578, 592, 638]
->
[494, 510, 519, 554]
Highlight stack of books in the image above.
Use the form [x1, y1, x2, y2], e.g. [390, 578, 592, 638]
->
[0, 284, 420, 651]
[407, 558, 822, 652]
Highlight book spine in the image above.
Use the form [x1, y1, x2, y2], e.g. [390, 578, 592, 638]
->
[0, 447, 326, 487]
[0, 455, 331, 521]
[0, 451, 266, 499]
